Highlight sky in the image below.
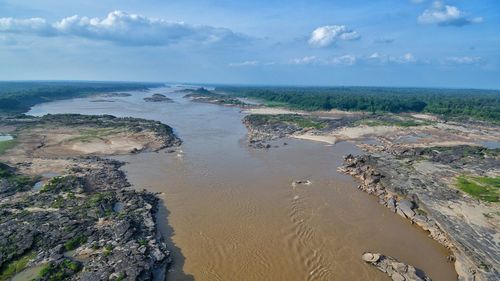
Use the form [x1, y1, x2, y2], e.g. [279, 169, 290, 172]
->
[1, 0, 499, 88]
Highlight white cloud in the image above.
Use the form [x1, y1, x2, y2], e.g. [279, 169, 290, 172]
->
[290, 56, 318, 65]
[367, 52, 417, 64]
[289, 55, 356, 66]
[308, 25, 360, 47]
[417, 1, 483, 26]
[229, 60, 260, 67]
[0, 11, 246, 46]
[329, 55, 357, 65]
[445, 56, 482, 64]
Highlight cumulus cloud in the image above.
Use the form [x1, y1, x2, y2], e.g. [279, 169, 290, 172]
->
[0, 11, 246, 46]
[417, 1, 483, 26]
[308, 25, 360, 47]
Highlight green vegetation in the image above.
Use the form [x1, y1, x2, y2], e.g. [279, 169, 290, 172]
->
[68, 127, 125, 143]
[103, 244, 114, 257]
[0, 139, 16, 155]
[39, 259, 81, 281]
[247, 114, 327, 129]
[40, 176, 79, 193]
[115, 272, 126, 281]
[0, 251, 35, 281]
[218, 86, 500, 122]
[64, 235, 87, 251]
[456, 175, 500, 202]
[0, 81, 162, 114]
[0, 162, 37, 192]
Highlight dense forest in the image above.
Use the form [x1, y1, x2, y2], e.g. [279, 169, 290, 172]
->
[0, 81, 163, 114]
[217, 86, 500, 122]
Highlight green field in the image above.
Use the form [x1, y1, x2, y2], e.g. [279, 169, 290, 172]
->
[456, 175, 500, 202]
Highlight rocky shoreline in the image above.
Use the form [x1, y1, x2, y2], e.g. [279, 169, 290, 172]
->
[0, 158, 170, 280]
[241, 111, 499, 280]
[340, 146, 499, 281]
[0, 114, 182, 281]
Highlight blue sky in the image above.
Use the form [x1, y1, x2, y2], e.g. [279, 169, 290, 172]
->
[1, 0, 499, 88]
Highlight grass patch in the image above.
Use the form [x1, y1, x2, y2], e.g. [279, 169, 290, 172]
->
[0, 139, 16, 155]
[67, 127, 125, 143]
[39, 259, 81, 281]
[64, 235, 87, 251]
[0, 251, 36, 281]
[456, 175, 499, 202]
[40, 175, 78, 194]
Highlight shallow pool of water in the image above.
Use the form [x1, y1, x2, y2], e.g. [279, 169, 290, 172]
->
[0, 134, 13, 142]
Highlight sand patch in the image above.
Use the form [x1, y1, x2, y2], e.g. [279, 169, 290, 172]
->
[243, 107, 306, 115]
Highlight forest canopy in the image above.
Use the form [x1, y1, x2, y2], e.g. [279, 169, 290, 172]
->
[217, 86, 500, 122]
[0, 81, 162, 114]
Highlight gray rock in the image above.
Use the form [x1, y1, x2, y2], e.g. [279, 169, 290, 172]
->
[362, 252, 432, 281]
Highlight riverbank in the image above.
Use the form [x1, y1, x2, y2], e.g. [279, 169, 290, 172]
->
[241, 109, 499, 280]
[0, 113, 181, 280]
[26, 87, 460, 281]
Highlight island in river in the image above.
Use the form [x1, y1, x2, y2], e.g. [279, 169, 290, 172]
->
[0, 82, 498, 281]
[0, 113, 181, 280]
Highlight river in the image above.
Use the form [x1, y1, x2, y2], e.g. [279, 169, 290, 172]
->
[28, 86, 457, 281]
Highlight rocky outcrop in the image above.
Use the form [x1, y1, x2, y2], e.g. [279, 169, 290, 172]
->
[341, 154, 453, 248]
[243, 115, 302, 148]
[182, 87, 247, 107]
[242, 113, 361, 148]
[341, 147, 500, 281]
[0, 158, 171, 281]
[144, 94, 173, 103]
[362, 252, 432, 281]
[2, 114, 182, 152]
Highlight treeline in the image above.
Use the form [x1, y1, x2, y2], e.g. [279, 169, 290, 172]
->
[218, 86, 500, 122]
[0, 81, 163, 114]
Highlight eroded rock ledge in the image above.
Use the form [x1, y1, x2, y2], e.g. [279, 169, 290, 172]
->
[0, 114, 183, 280]
[0, 158, 170, 280]
[362, 252, 432, 281]
[341, 146, 500, 281]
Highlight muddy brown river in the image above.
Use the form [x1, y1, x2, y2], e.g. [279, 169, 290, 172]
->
[29, 86, 457, 281]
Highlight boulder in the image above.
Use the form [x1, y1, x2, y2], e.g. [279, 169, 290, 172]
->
[362, 252, 432, 281]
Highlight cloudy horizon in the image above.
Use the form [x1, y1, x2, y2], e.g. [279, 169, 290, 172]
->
[1, 0, 499, 89]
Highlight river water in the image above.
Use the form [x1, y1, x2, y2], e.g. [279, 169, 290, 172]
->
[28, 86, 457, 281]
